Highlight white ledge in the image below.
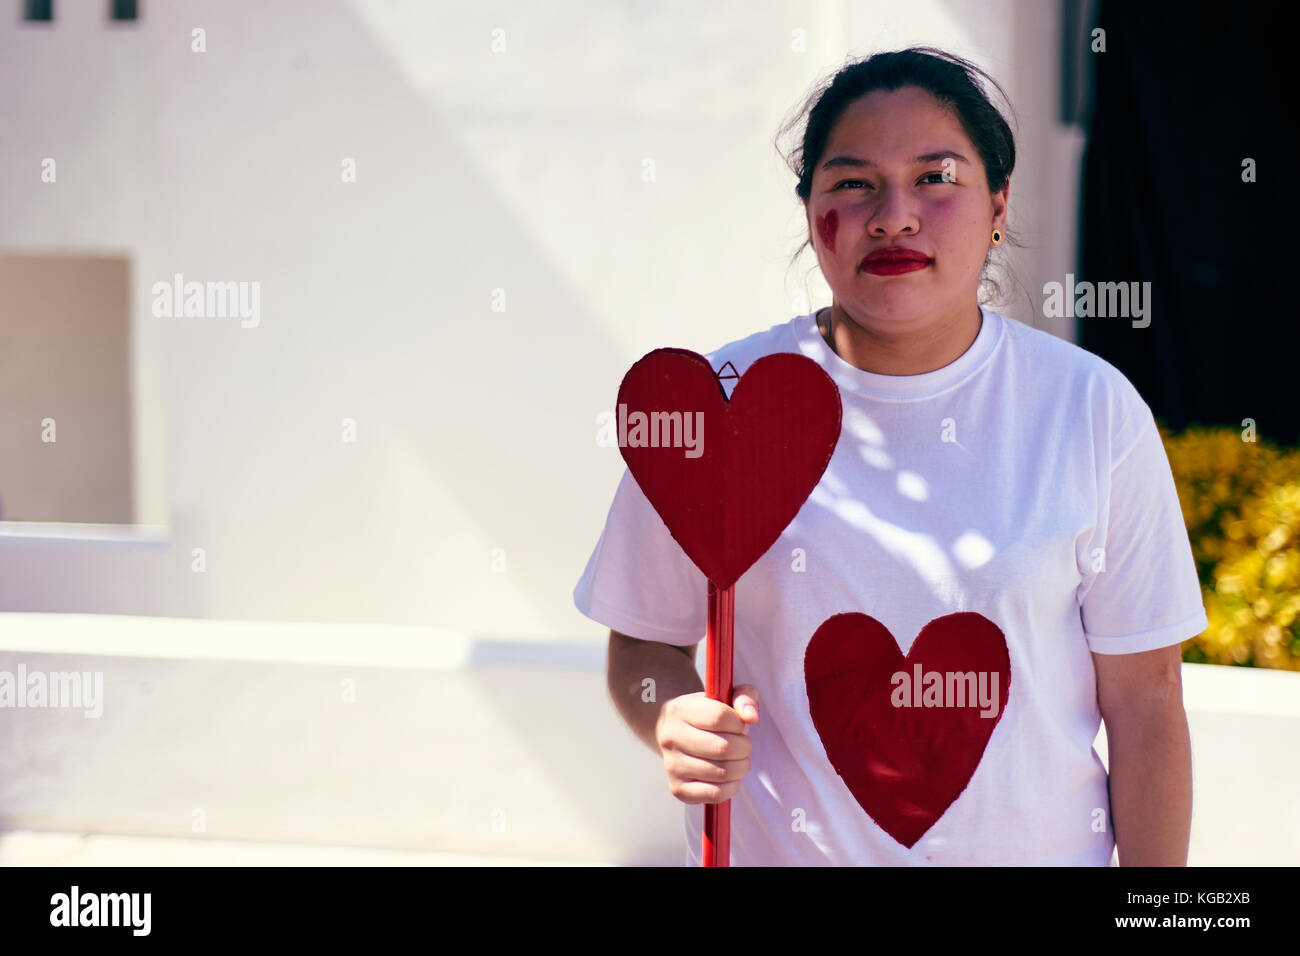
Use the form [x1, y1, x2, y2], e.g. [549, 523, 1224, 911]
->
[0, 612, 606, 672]
[0, 522, 171, 545]
[1180, 661, 1300, 719]
[0, 613, 1295, 718]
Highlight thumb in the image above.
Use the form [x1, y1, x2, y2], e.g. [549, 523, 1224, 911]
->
[731, 683, 760, 723]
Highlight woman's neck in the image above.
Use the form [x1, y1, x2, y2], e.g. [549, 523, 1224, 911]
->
[820, 301, 982, 376]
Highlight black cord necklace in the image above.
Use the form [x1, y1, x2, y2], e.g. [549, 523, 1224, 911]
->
[820, 307, 839, 357]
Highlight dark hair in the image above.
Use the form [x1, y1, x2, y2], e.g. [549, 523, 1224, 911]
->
[776, 46, 1022, 307]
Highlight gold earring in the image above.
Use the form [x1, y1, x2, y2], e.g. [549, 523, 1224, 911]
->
[991, 229, 1002, 245]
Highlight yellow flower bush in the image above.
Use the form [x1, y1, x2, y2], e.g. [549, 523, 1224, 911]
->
[1199, 482, 1300, 669]
[1161, 423, 1300, 669]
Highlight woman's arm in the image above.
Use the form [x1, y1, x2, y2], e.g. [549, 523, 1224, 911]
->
[607, 629, 703, 754]
[1092, 644, 1193, 865]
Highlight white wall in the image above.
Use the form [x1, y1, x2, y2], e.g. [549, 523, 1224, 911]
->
[0, 0, 1077, 638]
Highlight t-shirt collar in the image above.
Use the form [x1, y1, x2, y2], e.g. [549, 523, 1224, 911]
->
[788, 303, 1003, 402]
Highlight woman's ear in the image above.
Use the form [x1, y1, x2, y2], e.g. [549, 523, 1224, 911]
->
[992, 180, 1010, 234]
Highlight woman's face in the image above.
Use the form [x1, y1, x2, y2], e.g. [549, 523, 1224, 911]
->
[805, 85, 1009, 327]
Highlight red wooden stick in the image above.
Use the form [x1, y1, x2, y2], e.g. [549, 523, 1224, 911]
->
[702, 578, 735, 867]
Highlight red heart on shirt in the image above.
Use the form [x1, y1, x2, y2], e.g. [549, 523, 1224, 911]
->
[617, 348, 841, 588]
[804, 612, 1011, 848]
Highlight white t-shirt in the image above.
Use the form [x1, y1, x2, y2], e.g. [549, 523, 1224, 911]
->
[573, 305, 1208, 866]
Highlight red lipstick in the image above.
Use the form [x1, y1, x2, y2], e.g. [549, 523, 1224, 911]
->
[860, 247, 933, 276]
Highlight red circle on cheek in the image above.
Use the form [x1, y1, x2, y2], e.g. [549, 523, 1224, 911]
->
[815, 209, 839, 255]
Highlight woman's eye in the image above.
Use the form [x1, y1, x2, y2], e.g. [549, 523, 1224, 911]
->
[834, 173, 951, 190]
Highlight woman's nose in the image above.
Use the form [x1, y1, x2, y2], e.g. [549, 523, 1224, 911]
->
[867, 185, 920, 236]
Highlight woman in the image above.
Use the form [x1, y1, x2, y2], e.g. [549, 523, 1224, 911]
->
[574, 47, 1206, 866]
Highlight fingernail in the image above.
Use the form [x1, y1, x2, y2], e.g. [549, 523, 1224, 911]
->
[745, 705, 757, 719]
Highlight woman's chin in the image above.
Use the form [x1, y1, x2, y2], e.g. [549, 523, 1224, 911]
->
[847, 291, 933, 323]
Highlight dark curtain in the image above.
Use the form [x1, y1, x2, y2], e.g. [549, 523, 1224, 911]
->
[1078, 0, 1297, 445]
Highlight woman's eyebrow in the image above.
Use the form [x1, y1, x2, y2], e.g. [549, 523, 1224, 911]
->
[821, 150, 970, 170]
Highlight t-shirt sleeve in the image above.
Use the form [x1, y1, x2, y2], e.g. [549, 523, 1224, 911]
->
[1078, 403, 1209, 655]
[572, 467, 708, 646]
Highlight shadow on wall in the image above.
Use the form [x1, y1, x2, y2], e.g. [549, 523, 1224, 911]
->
[0, 2, 650, 626]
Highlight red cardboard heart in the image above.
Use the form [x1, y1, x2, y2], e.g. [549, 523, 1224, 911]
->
[804, 612, 1011, 848]
[616, 348, 841, 588]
